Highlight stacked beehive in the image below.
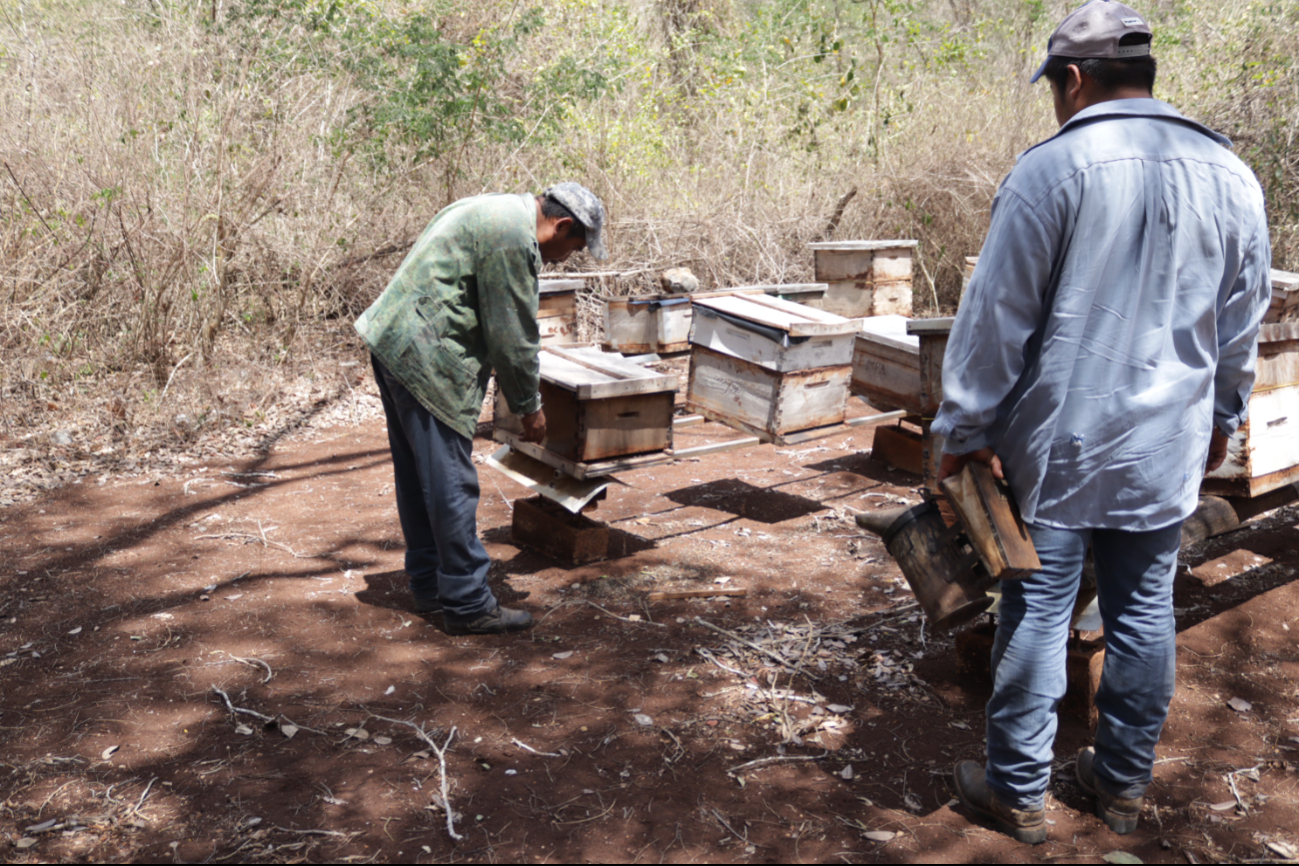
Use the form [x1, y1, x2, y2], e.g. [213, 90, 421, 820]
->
[685, 293, 858, 442]
[807, 240, 919, 318]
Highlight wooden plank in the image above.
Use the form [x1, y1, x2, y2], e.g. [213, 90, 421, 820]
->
[670, 435, 762, 458]
[491, 428, 675, 479]
[939, 461, 1040, 580]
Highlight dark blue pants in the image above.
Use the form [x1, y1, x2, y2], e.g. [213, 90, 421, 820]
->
[372, 354, 496, 618]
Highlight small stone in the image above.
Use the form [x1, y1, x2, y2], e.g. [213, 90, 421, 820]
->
[633, 713, 654, 727]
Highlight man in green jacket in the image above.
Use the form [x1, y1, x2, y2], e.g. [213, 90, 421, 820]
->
[355, 183, 607, 635]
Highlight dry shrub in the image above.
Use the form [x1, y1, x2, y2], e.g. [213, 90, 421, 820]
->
[1, 0, 1294, 458]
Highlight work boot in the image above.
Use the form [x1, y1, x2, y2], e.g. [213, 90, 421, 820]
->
[413, 597, 443, 615]
[445, 605, 533, 636]
[953, 760, 1048, 845]
[1075, 747, 1143, 835]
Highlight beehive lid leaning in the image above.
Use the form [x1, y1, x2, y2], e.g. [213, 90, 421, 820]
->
[690, 293, 857, 339]
[537, 346, 677, 400]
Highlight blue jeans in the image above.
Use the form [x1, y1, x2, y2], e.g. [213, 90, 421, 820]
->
[985, 521, 1181, 810]
[372, 355, 497, 618]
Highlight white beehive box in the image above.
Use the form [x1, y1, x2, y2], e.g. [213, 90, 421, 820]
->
[686, 293, 857, 440]
[601, 294, 694, 354]
[537, 279, 583, 346]
[601, 288, 764, 354]
[1266, 269, 1299, 324]
[851, 314, 921, 414]
[808, 240, 919, 318]
[1203, 322, 1299, 497]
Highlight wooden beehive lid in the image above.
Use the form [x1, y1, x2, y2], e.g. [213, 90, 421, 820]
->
[601, 287, 763, 304]
[856, 314, 919, 355]
[1273, 269, 1299, 292]
[538, 346, 677, 400]
[539, 279, 585, 294]
[731, 283, 829, 297]
[807, 240, 919, 251]
[691, 292, 857, 338]
[906, 316, 955, 336]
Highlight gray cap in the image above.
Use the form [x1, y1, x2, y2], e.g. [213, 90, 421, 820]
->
[1029, 0, 1153, 83]
[543, 182, 608, 261]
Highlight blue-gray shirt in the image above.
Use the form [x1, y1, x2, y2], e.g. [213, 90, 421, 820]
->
[933, 99, 1271, 531]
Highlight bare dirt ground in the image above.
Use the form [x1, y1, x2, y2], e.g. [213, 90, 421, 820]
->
[3, 383, 1299, 864]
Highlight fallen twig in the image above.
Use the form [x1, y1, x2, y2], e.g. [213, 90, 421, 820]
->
[712, 808, 750, 844]
[727, 752, 827, 777]
[211, 687, 275, 724]
[695, 646, 749, 678]
[220, 652, 273, 684]
[369, 715, 463, 841]
[587, 600, 667, 627]
[647, 588, 747, 601]
[271, 826, 360, 838]
[693, 617, 819, 680]
[511, 737, 562, 758]
[130, 777, 157, 816]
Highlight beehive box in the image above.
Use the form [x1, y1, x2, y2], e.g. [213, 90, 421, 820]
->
[807, 240, 919, 318]
[686, 293, 856, 439]
[602, 288, 764, 354]
[1202, 322, 1299, 497]
[494, 346, 678, 465]
[1266, 269, 1299, 324]
[601, 294, 694, 354]
[537, 279, 583, 346]
[851, 314, 921, 414]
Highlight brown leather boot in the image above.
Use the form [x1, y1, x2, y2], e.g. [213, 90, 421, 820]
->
[1075, 747, 1143, 834]
[953, 761, 1048, 844]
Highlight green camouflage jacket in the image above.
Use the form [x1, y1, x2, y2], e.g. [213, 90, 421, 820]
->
[354, 194, 542, 440]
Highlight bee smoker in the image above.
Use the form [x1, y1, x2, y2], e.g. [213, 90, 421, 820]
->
[855, 462, 1040, 631]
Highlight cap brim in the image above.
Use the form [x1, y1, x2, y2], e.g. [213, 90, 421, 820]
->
[1029, 54, 1049, 83]
[586, 231, 608, 262]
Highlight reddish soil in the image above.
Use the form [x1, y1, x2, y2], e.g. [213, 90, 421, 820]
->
[2, 398, 1299, 864]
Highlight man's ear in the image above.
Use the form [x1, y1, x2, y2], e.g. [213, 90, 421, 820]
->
[553, 216, 575, 238]
[1066, 63, 1084, 99]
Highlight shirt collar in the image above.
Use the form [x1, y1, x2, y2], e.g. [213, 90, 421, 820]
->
[1019, 98, 1232, 160]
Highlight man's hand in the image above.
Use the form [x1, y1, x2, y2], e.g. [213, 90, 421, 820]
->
[1206, 428, 1230, 473]
[520, 408, 547, 444]
[937, 447, 1005, 484]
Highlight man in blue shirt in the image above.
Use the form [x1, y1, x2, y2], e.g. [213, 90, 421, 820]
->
[934, 0, 1271, 843]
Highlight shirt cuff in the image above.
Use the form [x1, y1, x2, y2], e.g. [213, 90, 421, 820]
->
[940, 429, 992, 456]
[509, 391, 542, 417]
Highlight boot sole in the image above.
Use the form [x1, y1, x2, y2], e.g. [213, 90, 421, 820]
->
[953, 768, 1048, 845]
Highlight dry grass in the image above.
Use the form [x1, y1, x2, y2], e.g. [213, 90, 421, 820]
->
[1, 0, 1295, 465]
